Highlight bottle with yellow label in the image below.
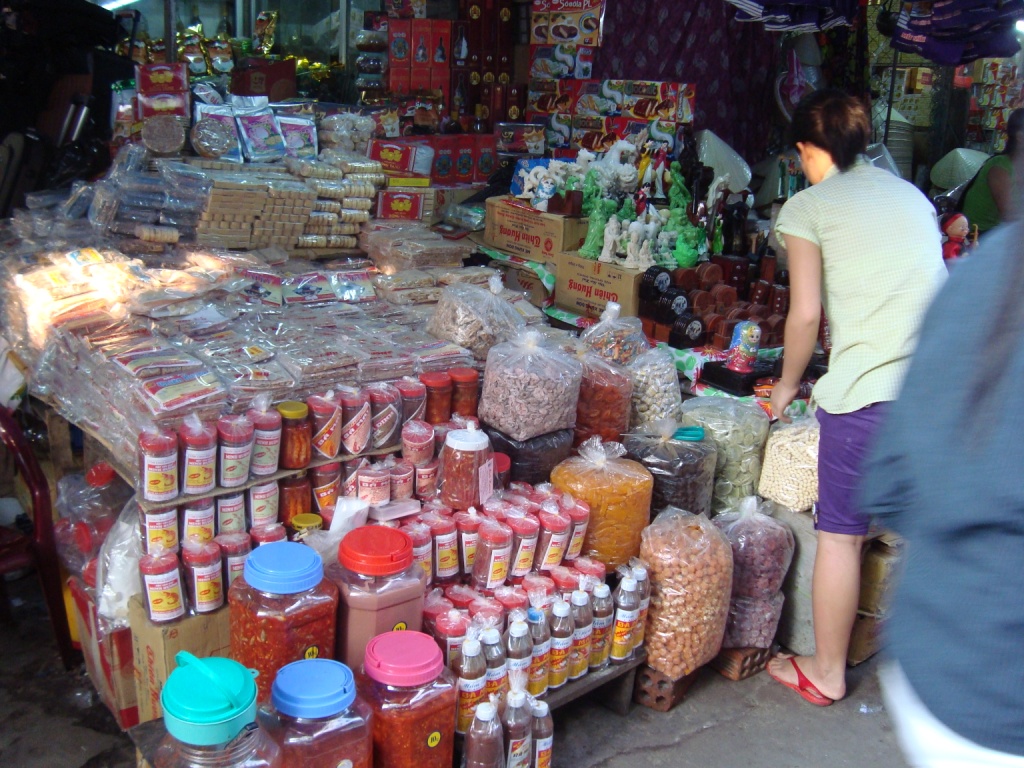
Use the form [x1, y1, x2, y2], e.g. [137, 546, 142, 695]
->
[454, 638, 487, 735]
[547, 600, 574, 689]
[589, 583, 614, 671]
[610, 577, 639, 663]
[568, 590, 593, 680]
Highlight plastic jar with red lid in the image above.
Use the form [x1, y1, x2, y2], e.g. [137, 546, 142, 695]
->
[533, 508, 570, 572]
[493, 585, 529, 615]
[327, 526, 427, 669]
[506, 513, 540, 579]
[217, 414, 255, 488]
[277, 402, 312, 470]
[248, 402, 282, 476]
[432, 609, 470, 669]
[179, 416, 217, 496]
[468, 596, 506, 631]
[259, 658, 372, 768]
[310, 463, 341, 525]
[139, 547, 186, 623]
[453, 509, 482, 577]
[401, 420, 435, 467]
[448, 367, 480, 418]
[422, 513, 458, 585]
[138, 428, 179, 503]
[359, 631, 456, 768]
[503, 493, 541, 516]
[419, 372, 452, 426]
[182, 538, 224, 614]
[520, 572, 555, 597]
[251, 523, 287, 547]
[471, 518, 513, 592]
[572, 556, 607, 586]
[422, 590, 454, 635]
[402, 521, 433, 586]
[215, 532, 251, 588]
[444, 583, 479, 613]
[340, 387, 371, 457]
[563, 499, 591, 562]
[308, 393, 342, 460]
[480, 497, 510, 522]
[439, 424, 493, 511]
[549, 564, 580, 602]
[367, 383, 402, 451]
[395, 378, 426, 424]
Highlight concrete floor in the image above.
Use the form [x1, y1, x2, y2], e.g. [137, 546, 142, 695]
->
[0, 571, 908, 768]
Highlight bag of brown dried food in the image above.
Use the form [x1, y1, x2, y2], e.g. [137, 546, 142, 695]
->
[622, 419, 717, 518]
[712, 496, 795, 600]
[426, 276, 526, 361]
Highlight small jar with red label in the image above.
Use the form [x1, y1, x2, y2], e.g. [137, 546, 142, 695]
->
[229, 542, 339, 702]
[448, 367, 480, 418]
[505, 513, 540, 580]
[454, 508, 483, 577]
[471, 518, 513, 592]
[343, 457, 369, 498]
[402, 521, 434, 586]
[216, 492, 246, 535]
[248, 400, 282, 476]
[420, 372, 453, 425]
[215, 531, 251, 588]
[178, 415, 217, 496]
[432, 608, 470, 668]
[415, 459, 439, 500]
[180, 497, 215, 544]
[140, 505, 180, 554]
[401, 420, 435, 467]
[280, 473, 312, 531]
[367, 383, 402, 451]
[251, 522, 287, 547]
[310, 463, 341, 526]
[308, 392, 342, 460]
[217, 414, 255, 488]
[181, 538, 225, 614]
[138, 428, 179, 503]
[396, 377, 426, 424]
[493, 585, 529, 615]
[439, 424, 493, 511]
[534, 506, 570, 572]
[422, 512, 459, 586]
[357, 468, 391, 506]
[277, 401, 312, 470]
[444, 583, 480, 613]
[139, 547, 186, 623]
[339, 387, 371, 457]
[563, 499, 591, 562]
[390, 461, 415, 501]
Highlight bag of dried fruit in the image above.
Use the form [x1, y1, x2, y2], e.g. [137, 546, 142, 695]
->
[579, 301, 650, 366]
[640, 505, 733, 679]
[622, 419, 717, 518]
[757, 411, 819, 513]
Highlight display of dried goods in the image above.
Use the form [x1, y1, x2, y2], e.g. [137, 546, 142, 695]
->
[580, 302, 649, 366]
[757, 414, 819, 513]
[426, 279, 525, 361]
[574, 352, 632, 448]
[628, 348, 683, 429]
[712, 497, 794, 599]
[622, 420, 717, 518]
[484, 427, 574, 487]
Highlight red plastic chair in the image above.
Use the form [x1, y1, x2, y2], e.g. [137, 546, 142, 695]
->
[0, 407, 77, 668]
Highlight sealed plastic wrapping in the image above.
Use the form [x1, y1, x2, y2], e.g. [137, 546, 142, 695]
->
[640, 506, 733, 679]
[478, 330, 582, 442]
[712, 497, 794, 599]
[317, 114, 376, 154]
[368, 228, 475, 273]
[427, 278, 526, 362]
[722, 592, 785, 649]
[96, 499, 145, 627]
[549, 437, 653, 569]
[580, 302, 650, 366]
[574, 351, 632, 448]
[622, 420, 717, 518]
[628, 348, 683, 429]
[484, 427, 574, 486]
[679, 398, 770, 514]
[757, 413, 820, 512]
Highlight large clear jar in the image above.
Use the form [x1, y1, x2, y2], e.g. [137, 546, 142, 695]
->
[358, 631, 457, 768]
[326, 526, 427, 669]
[438, 424, 494, 510]
[153, 651, 281, 768]
[259, 659, 372, 768]
[229, 542, 339, 703]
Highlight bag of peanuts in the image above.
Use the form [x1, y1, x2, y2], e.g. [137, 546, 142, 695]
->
[622, 420, 717, 518]
[628, 348, 684, 430]
[580, 301, 650, 366]
[757, 412, 819, 512]
[640, 506, 733, 680]
[712, 497, 794, 599]
[478, 330, 583, 442]
[426, 276, 526, 361]
[550, 437, 653, 569]
[574, 351, 633, 448]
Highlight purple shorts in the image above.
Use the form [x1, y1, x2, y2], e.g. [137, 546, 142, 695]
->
[816, 403, 889, 536]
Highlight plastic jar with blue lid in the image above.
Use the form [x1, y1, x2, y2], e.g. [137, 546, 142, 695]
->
[228, 541, 339, 703]
[258, 658, 373, 768]
[152, 651, 281, 768]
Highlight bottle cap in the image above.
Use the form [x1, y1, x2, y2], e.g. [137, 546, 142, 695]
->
[476, 702, 497, 721]
[509, 620, 529, 638]
[507, 690, 527, 708]
[571, 590, 589, 607]
[620, 577, 637, 592]
[271, 659, 357, 719]
[462, 638, 482, 657]
[276, 401, 309, 420]
[552, 600, 570, 617]
[85, 462, 116, 488]
[531, 700, 550, 717]
[444, 424, 490, 452]
[593, 583, 611, 598]
[242, 541, 323, 595]
[632, 566, 648, 581]
[481, 627, 502, 645]
[161, 652, 257, 747]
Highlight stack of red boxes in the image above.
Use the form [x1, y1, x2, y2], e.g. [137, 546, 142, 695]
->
[388, 19, 453, 110]
[135, 62, 191, 122]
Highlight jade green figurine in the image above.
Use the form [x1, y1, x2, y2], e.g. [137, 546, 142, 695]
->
[579, 198, 618, 259]
[617, 194, 636, 224]
[581, 169, 600, 217]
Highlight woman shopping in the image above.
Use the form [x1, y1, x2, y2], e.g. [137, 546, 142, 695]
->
[767, 89, 946, 706]
[961, 108, 1024, 237]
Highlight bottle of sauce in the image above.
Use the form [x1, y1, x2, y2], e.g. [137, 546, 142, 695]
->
[610, 576, 639, 664]
[568, 590, 593, 680]
[548, 600, 573, 689]
[505, 619, 532, 692]
[463, 701, 503, 768]
[531, 700, 554, 768]
[527, 607, 550, 697]
[481, 626, 509, 701]
[502, 689, 532, 768]
[631, 564, 651, 651]
[589, 583, 615, 671]
[454, 638, 487, 736]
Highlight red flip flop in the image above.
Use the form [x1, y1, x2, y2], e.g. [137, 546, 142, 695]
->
[767, 656, 834, 707]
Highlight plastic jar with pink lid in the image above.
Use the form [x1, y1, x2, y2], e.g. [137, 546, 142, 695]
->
[493, 452, 511, 491]
[217, 415, 255, 488]
[419, 372, 452, 426]
[308, 392, 342, 460]
[358, 631, 456, 768]
[326, 526, 427, 669]
[448, 367, 480, 418]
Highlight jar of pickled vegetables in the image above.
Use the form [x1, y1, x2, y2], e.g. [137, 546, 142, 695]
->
[277, 402, 312, 470]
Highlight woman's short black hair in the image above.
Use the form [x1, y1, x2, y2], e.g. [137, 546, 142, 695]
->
[790, 89, 871, 171]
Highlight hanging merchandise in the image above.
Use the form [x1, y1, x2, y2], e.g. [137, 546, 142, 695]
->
[723, 0, 859, 32]
[890, 1, 1023, 65]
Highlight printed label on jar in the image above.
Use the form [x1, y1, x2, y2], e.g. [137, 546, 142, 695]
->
[415, 463, 438, 498]
[183, 446, 216, 494]
[569, 625, 593, 679]
[144, 508, 179, 553]
[371, 403, 400, 449]
[250, 428, 281, 475]
[459, 530, 478, 573]
[182, 503, 215, 543]
[143, 570, 185, 621]
[217, 495, 246, 534]
[434, 530, 459, 579]
[358, 473, 390, 505]
[390, 470, 414, 501]
[508, 735, 532, 768]
[248, 481, 279, 528]
[485, 662, 508, 698]
[313, 476, 341, 514]
[412, 542, 432, 581]
[342, 402, 371, 455]
[191, 561, 224, 613]
[539, 530, 570, 570]
[444, 635, 465, 668]
[142, 453, 178, 502]
[218, 442, 253, 487]
[564, 521, 588, 560]
[341, 471, 359, 498]
[225, 553, 247, 587]
[313, 408, 341, 458]
[528, 639, 550, 691]
[610, 607, 639, 660]
[406, 398, 425, 422]
[510, 535, 538, 577]
[482, 543, 511, 589]
[456, 674, 486, 733]
[549, 635, 572, 684]
[534, 735, 553, 768]
[477, 457, 494, 504]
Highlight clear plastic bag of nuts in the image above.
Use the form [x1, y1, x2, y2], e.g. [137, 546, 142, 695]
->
[622, 419, 717, 518]
[639, 505, 733, 680]
[426, 277, 525, 361]
[757, 412, 819, 512]
[712, 497, 794, 600]
[477, 330, 583, 442]
[628, 348, 683, 430]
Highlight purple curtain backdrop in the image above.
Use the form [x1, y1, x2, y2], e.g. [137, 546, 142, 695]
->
[594, 1, 782, 163]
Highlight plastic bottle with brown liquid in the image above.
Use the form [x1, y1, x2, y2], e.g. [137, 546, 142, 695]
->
[527, 607, 550, 697]
[455, 638, 487, 735]
[568, 590, 593, 680]
[464, 701, 504, 768]
[531, 700, 554, 768]
[505, 619, 533, 692]
[589, 583, 614, 671]
[481, 626, 509, 701]
[631, 564, 651, 652]
[502, 689, 532, 768]
[610, 576, 639, 664]
[548, 600, 574, 689]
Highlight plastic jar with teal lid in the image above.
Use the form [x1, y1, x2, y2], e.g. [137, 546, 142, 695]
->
[258, 658, 373, 768]
[152, 651, 281, 768]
